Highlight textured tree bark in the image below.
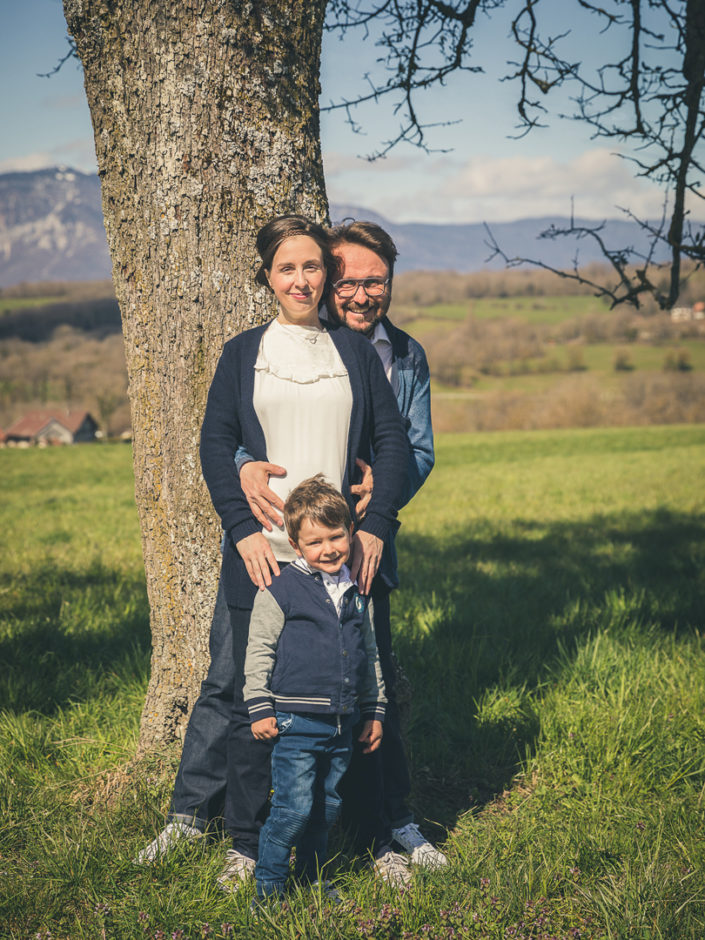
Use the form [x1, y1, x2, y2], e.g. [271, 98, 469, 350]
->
[63, 0, 328, 752]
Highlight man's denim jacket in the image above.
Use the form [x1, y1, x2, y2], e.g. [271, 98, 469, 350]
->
[376, 317, 434, 589]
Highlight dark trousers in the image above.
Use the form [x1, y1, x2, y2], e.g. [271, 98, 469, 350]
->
[168, 582, 232, 830]
[339, 585, 413, 854]
[168, 539, 265, 836]
[224, 599, 275, 858]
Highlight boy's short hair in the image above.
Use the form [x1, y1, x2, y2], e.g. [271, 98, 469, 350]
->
[284, 475, 352, 544]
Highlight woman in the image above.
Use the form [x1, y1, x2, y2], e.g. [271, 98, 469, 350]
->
[199, 215, 406, 885]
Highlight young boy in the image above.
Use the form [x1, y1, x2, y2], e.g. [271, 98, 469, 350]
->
[243, 475, 386, 900]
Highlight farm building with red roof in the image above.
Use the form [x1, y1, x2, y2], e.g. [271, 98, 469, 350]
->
[4, 409, 98, 445]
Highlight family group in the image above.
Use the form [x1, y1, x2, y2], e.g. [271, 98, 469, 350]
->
[135, 215, 447, 902]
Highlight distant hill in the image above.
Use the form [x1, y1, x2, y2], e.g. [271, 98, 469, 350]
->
[0, 167, 667, 287]
[0, 168, 111, 285]
[330, 204, 670, 273]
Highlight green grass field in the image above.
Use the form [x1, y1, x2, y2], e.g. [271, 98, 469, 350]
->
[2, 430, 704, 938]
[427, 340, 705, 398]
[398, 296, 613, 337]
[0, 295, 69, 315]
[396, 297, 705, 432]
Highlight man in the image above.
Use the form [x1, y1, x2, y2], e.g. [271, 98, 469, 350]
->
[136, 220, 445, 884]
[324, 221, 444, 878]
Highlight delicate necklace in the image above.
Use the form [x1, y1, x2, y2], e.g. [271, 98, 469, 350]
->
[277, 318, 323, 344]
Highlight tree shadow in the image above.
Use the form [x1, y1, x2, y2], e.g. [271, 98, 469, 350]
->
[393, 507, 705, 834]
[3, 506, 703, 846]
[0, 561, 150, 714]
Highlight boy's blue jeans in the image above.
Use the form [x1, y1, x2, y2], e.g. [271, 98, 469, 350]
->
[256, 710, 357, 898]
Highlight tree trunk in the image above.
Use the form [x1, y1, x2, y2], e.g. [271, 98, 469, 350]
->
[63, 0, 329, 752]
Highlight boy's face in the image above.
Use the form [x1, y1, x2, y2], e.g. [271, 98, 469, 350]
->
[290, 518, 353, 575]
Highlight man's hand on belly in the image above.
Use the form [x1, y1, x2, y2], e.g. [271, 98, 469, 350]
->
[240, 460, 286, 530]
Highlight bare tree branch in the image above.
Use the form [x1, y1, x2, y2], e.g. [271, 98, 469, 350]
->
[37, 37, 79, 78]
[325, 0, 705, 307]
[484, 200, 678, 310]
[323, 0, 487, 156]
[51, 0, 705, 309]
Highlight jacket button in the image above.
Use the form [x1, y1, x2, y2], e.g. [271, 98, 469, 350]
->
[344, 677, 350, 684]
[342, 650, 348, 657]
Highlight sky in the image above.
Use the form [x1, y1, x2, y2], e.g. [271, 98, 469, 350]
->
[1, 0, 702, 226]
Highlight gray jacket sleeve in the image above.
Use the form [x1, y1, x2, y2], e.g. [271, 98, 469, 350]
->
[243, 588, 285, 722]
[359, 597, 387, 722]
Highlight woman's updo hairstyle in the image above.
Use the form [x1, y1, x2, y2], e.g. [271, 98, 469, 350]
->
[255, 215, 335, 290]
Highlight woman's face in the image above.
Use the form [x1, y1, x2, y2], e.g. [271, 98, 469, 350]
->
[267, 235, 327, 326]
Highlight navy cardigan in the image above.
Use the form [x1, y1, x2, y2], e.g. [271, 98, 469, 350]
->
[200, 318, 407, 551]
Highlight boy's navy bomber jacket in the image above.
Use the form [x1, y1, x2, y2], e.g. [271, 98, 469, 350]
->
[243, 564, 387, 723]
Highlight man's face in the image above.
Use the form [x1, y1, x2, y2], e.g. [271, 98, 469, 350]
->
[329, 242, 391, 336]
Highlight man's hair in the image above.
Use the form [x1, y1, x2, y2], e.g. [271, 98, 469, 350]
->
[284, 474, 352, 544]
[328, 219, 398, 278]
[254, 214, 335, 289]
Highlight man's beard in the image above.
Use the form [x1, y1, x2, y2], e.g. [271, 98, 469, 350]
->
[331, 293, 391, 336]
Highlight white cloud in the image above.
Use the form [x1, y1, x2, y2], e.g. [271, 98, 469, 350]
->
[325, 146, 705, 224]
[0, 139, 97, 175]
[0, 152, 56, 173]
[443, 149, 662, 217]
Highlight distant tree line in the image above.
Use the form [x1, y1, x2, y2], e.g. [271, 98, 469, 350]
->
[0, 298, 121, 343]
[393, 264, 705, 310]
[1, 269, 703, 436]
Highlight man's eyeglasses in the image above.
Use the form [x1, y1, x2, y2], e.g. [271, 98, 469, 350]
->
[332, 277, 390, 298]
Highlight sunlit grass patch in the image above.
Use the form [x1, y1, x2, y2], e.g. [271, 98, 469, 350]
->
[2, 431, 704, 937]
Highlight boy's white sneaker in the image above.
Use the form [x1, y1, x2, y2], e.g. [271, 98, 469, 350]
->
[391, 822, 448, 869]
[133, 821, 202, 864]
[373, 849, 412, 887]
[218, 848, 256, 893]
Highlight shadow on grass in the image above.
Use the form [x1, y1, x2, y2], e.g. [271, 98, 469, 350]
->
[0, 561, 150, 714]
[2, 507, 703, 843]
[394, 507, 705, 833]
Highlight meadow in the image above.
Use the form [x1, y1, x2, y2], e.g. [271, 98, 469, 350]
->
[391, 295, 705, 433]
[3, 268, 705, 437]
[1, 428, 704, 938]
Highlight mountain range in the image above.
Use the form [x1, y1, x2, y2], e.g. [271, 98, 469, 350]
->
[0, 167, 667, 287]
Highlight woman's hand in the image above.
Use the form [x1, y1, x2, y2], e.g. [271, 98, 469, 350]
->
[236, 532, 281, 590]
[358, 719, 383, 753]
[240, 461, 287, 531]
[251, 717, 279, 741]
[349, 530, 384, 595]
[350, 457, 374, 521]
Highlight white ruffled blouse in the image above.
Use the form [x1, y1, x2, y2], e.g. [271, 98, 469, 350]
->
[253, 319, 353, 561]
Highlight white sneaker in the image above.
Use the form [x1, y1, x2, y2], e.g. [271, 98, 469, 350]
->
[311, 879, 342, 903]
[391, 822, 448, 869]
[133, 821, 202, 864]
[373, 849, 412, 887]
[218, 848, 256, 893]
